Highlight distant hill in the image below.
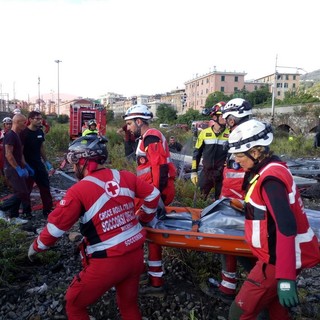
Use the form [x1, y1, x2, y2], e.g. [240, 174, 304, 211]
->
[300, 69, 320, 81]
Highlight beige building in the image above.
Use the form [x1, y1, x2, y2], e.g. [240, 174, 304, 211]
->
[255, 72, 300, 101]
[184, 68, 266, 112]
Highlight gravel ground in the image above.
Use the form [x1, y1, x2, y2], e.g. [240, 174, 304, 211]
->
[0, 170, 320, 320]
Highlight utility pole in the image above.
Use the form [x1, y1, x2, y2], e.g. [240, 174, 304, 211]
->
[54, 60, 62, 116]
[38, 77, 40, 109]
[271, 55, 278, 124]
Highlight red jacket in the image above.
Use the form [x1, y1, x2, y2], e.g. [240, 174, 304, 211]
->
[244, 162, 320, 279]
[33, 168, 160, 258]
[136, 128, 176, 194]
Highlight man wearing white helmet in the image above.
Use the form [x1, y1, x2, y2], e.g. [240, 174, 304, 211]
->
[123, 104, 176, 296]
[227, 119, 320, 319]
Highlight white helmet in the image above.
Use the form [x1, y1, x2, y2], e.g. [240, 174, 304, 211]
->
[2, 117, 12, 124]
[13, 108, 21, 115]
[222, 98, 252, 119]
[123, 104, 153, 121]
[228, 119, 273, 153]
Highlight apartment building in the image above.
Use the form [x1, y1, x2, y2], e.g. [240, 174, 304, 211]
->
[184, 68, 266, 112]
[255, 72, 300, 100]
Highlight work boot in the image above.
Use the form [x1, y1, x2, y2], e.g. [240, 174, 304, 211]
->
[200, 279, 235, 305]
[139, 285, 166, 297]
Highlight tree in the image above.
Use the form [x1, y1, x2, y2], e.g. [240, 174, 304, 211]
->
[156, 104, 177, 123]
[205, 91, 230, 108]
[177, 108, 205, 125]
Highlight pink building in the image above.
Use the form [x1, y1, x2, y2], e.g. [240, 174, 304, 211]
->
[184, 68, 266, 111]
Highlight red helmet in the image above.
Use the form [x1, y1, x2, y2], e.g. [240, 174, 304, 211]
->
[210, 101, 226, 116]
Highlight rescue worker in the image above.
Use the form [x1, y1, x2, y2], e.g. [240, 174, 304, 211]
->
[203, 98, 255, 304]
[28, 135, 160, 320]
[82, 119, 98, 136]
[123, 104, 176, 296]
[117, 123, 137, 160]
[191, 101, 229, 200]
[227, 119, 320, 320]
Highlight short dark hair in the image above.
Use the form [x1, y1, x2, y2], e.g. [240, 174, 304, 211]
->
[28, 111, 41, 120]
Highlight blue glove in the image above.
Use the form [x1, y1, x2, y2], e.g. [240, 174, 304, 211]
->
[45, 161, 53, 171]
[278, 279, 299, 308]
[16, 166, 29, 178]
[25, 163, 35, 177]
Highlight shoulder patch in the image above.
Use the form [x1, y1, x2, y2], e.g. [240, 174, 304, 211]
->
[58, 197, 73, 207]
[205, 133, 212, 137]
[223, 133, 229, 138]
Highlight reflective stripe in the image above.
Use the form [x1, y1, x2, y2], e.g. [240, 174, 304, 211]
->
[148, 271, 163, 278]
[225, 172, 245, 178]
[86, 223, 143, 254]
[221, 280, 237, 290]
[204, 139, 228, 145]
[295, 227, 316, 269]
[148, 260, 162, 267]
[47, 222, 65, 238]
[137, 167, 151, 176]
[251, 220, 261, 248]
[228, 189, 243, 198]
[37, 237, 49, 250]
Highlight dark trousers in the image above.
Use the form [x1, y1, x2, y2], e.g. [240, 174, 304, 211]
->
[1, 166, 31, 217]
[26, 162, 53, 213]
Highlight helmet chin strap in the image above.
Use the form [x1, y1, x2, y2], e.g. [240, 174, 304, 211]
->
[75, 159, 89, 180]
[134, 119, 142, 137]
[244, 151, 259, 164]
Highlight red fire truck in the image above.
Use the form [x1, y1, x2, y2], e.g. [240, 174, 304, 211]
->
[69, 99, 107, 140]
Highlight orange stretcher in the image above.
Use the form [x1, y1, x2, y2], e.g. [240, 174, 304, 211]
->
[145, 200, 320, 258]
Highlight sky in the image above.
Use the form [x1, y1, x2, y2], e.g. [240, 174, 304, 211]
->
[0, 0, 319, 102]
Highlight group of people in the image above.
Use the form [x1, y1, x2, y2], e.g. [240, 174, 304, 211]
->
[26, 101, 319, 320]
[0, 109, 53, 222]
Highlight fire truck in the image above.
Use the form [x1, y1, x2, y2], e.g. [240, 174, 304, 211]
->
[69, 99, 107, 140]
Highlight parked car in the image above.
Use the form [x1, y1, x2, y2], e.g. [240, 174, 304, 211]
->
[159, 123, 170, 129]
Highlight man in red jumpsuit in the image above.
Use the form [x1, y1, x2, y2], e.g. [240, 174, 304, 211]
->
[227, 119, 320, 320]
[28, 135, 160, 320]
[123, 104, 176, 296]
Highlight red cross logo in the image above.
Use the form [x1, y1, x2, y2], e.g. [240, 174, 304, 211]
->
[105, 181, 120, 197]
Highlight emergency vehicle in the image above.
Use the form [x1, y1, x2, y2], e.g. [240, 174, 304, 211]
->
[69, 99, 106, 140]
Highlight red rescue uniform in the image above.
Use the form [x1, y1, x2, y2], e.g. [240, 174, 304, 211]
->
[32, 168, 160, 320]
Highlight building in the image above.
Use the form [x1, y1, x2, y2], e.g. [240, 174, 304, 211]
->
[255, 71, 300, 101]
[184, 67, 267, 112]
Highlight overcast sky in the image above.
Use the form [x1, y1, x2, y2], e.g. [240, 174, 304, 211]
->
[0, 0, 318, 102]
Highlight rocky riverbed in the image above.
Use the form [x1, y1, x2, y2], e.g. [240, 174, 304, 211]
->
[0, 171, 320, 320]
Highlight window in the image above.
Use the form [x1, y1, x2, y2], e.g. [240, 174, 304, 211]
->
[221, 76, 225, 81]
[293, 75, 296, 80]
[235, 76, 238, 82]
[277, 91, 281, 96]
[221, 87, 225, 92]
[293, 83, 296, 88]
[277, 83, 283, 88]
[206, 88, 209, 93]
[284, 83, 288, 88]
[206, 78, 209, 83]
[285, 75, 289, 80]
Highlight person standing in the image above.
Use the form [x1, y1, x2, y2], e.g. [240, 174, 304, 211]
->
[123, 104, 176, 296]
[20, 111, 53, 218]
[168, 136, 183, 153]
[0, 114, 32, 221]
[117, 123, 137, 160]
[227, 119, 320, 320]
[191, 101, 229, 200]
[0, 117, 13, 175]
[28, 135, 160, 320]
